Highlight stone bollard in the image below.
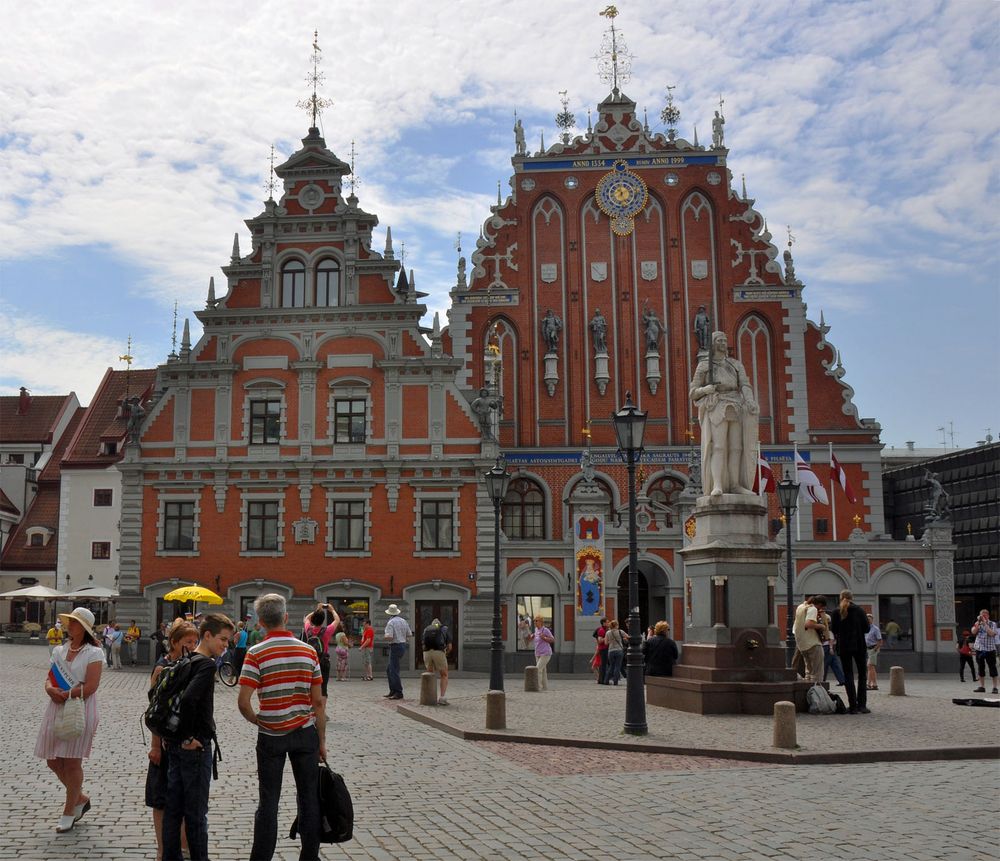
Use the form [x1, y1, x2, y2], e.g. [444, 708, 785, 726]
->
[889, 666, 906, 696]
[485, 689, 506, 730]
[419, 672, 437, 706]
[772, 700, 797, 749]
[524, 666, 540, 692]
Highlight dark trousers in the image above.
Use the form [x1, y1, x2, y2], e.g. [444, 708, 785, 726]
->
[163, 739, 213, 861]
[823, 645, 846, 685]
[960, 653, 977, 681]
[606, 650, 624, 684]
[598, 649, 609, 683]
[234, 646, 247, 675]
[250, 725, 320, 861]
[841, 650, 867, 710]
[387, 642, 406, 695]
[976, 650, 998, 680]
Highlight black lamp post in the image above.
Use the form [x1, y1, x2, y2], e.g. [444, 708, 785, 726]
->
[776, 470, 801, 669]
[612, 391, 648, 736]
[484, 454, 511, 692]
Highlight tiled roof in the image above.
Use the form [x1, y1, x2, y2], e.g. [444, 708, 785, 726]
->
[0, 394, 75, 444]
[2, 408, 85, 571]
[63, 368, 158, 467]
[0, 488, 18, 516]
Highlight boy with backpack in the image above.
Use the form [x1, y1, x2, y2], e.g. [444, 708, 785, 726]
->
[421, 618, 451, 705]
[156, 612, 234, 861]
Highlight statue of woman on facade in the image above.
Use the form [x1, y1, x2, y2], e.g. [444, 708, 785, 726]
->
[590, 308, 608, 354]
[642, 307, 663, 352]
[689, 331, 758, 497]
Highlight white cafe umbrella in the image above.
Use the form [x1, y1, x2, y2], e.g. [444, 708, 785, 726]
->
[0, 584, 66, 600]
[63, 585, 120, 600]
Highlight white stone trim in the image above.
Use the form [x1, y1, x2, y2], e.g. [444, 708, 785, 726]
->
[239, 491, 285, 557]
[155, 492, 202, 557]
[325, 488, 372, 558]
[413, 489, 461, 558]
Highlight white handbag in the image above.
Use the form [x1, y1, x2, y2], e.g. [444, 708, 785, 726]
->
[53, 688, 85, 740]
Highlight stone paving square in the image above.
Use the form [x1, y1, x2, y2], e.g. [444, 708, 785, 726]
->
[0, 646, 997, 861]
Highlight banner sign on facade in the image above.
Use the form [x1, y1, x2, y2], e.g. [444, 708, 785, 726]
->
[574, 514, 605, 616]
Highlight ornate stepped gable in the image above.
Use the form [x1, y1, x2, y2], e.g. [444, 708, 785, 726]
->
[451, 87, 868, 456]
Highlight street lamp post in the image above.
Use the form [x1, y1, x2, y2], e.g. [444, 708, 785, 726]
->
[484, 455, 511, 691]
[612, 391, 648, 736]
[776, 471, 801, 669]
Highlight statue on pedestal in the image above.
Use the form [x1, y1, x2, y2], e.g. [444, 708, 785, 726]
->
[924, 469, 951, 523]
[693, 305, 711, 352]
[689, 331, 758, 497]
[589, 308, 608, 353]
[541, 309, 562, 353]
[642, 306, 663, 351]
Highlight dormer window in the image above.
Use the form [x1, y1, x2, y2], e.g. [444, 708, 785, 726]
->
[25, 526, 54, 547]
[280, 260, 306, 308]
[101, 441, 118, 456]
[316, 259, 340, 306]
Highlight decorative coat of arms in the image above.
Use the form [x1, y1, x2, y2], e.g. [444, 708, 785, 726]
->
[540, 263, 558, 283]
[691, 260, 708, 280]
[590, 262, 608, 282]
[292, 518, 318, 544]
[640, 261, 658, 281]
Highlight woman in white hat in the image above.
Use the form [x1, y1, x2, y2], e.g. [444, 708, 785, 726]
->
[33, 606, 105, 832]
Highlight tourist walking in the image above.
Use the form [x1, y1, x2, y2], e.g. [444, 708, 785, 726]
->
[865, 614, 883, 690]
[146, 621, 198, 861]
[643, 621, 679, 677]
[126, 620, 141, 665]
[110, 623, 125, 670]
[526, 614, 554, 690]
[971, 609, 999, 694]
[604, 619, 626, 685]
[594, 617, 609, 684]
[102, 622, 115, 666]
[421, 618, 450, 703]
[238, 593, 325, 861]
[161, 613, 235, 861]
[383, 603, 412, 700]
[359, 618, 374, 680]
[957, 630, 977, 683]
[830, 590, 870, 714]
[232, 621, 249, 675]
[34, 607, 105, 833]
[46, 619, 64, 655]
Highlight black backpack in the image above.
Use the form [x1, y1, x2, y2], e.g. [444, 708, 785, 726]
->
[289, 761, 353, 844]
[422, 624, 445, 651]
[145, 653, 199, 741]
[306, 625, 328, 658]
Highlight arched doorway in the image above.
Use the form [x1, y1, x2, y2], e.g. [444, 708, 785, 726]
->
[616, 570, 650, 632]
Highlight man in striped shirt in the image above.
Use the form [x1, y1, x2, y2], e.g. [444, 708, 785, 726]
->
[238, 593, 326, 861]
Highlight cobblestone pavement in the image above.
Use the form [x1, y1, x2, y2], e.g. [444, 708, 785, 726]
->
[1, 645, 996, 861]
[402, 672, 1000, 756]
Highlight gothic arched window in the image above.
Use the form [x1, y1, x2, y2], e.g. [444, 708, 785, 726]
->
[315, 258, 340, 306]
[280, 260, 305, 308]
[502, 477, 545, 540]
[649, 475, 684, 527]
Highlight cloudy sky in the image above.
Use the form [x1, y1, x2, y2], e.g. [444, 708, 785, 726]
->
[1, 0, 997, 450]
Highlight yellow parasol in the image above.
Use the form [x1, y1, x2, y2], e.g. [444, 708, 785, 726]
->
[162, 584, 224, 605]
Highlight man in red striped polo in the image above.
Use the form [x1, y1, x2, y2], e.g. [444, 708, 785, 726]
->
[238, 593, 326, 861]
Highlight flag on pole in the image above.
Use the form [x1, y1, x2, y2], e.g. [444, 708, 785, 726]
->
[753, 453, 776, 494]
[830, 451, 857, 503]
[795, 451, 829, 505]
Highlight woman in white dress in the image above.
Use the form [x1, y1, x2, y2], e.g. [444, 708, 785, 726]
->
[34, 606, 105, 833]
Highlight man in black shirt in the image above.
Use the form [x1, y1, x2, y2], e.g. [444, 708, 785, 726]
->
[162, 612, 234, 861]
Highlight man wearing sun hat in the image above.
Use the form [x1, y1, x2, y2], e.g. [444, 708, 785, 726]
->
[383, 604, 412, 700]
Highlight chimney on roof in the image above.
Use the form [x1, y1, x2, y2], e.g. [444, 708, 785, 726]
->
[17, 387, 30, 415]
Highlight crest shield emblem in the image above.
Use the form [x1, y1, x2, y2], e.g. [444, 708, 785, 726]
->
[640, 261, 657, 281]
[691, 260, 708, 280]
[590, 262, 608, 282]
[540, 263, 557, 283]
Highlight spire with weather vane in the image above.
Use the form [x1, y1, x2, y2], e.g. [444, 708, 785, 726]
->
[296, 31, 333, 131]
[119, 334, 134, 400]
[555, 90, 575, 144]
[596, 6, 631, 98]
[347, 139, 359, 202]
[169, 301, 179, 360]
[264, 144, 277, 200]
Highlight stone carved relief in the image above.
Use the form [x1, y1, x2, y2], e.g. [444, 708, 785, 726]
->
[851, 556, 868, 583]
[292, 518, 318, 544]
[934, 558, 955, 625]
[540, 264, 558, 283]
[591, 262, 608, 282]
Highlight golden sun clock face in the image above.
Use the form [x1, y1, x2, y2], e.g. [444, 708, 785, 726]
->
[595, 160, 648, 235]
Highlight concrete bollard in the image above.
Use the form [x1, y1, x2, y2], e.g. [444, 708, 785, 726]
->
[419, 672, 437, 706]
[889, 666, 906, 696]
[772, 700, 797, 749]
[524, 665, 540, 692]
[485, 689, 506, 730]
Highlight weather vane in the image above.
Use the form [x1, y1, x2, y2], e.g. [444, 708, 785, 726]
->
[454, 232, 462, 255]
[170, 301, 178, 356]
[596, 6, 631, 95]
[556, 90, 575, 144]
[660, 84, 680, 141]
[120, 334, 134, 398]
[265, 144, 277, 199]
[296, 30, 333, 129]
[787, 225, 795, 248]
[400, 240, 406, 268]
[347, 139, 359, 196]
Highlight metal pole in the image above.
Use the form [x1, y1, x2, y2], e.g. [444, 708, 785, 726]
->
[489, 496, 504, 691]
[624, 446, 648, 735]
[784, 510, 795, 668]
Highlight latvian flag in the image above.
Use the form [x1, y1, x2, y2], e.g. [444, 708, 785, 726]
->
[754, 454, 776, 495]
[830, 452, 858, 503]
[796, 451, 829, 505]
